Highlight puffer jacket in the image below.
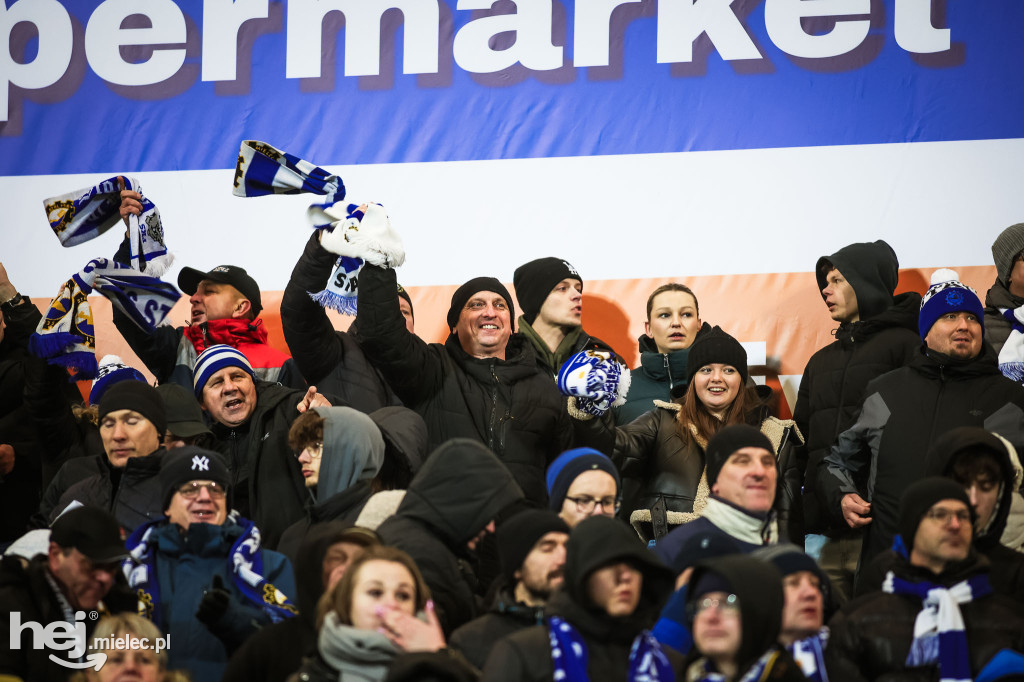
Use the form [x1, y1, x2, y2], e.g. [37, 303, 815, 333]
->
[355, 264, 573, 504]
[49, 450, 166, 532]
[826, 553, 1024, 681]
[375, 439, 525, 636]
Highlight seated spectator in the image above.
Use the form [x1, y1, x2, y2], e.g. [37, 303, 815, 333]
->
[124, 447, 297, 682]
[482, 515, 681, 680]
[546, 447, 621, 528]
[72, 614, 188, 682]
[615, 282, 708, 425]
[157, 383, 214, 449]
[277, 407, 385, 561]
[449, 510, 570, 669]
[375, 439, 524, 636]
[826, 477, 1024, 681]
[685, 554, 805, 681]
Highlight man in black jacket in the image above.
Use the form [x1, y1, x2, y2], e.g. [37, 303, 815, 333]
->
[826, 477, 1024, 681]
[794, 240, 920, 601]
[449, 509, 569, 669]
[820, 271, 1024, 577]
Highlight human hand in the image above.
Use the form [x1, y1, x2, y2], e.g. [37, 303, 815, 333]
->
[0, 262, 16, 302]
[195, 575, 231, 625]
[0, 444, 14, 476]
[377, 600, 446, 653]
[841, 493, 872, 528]
[296, 386, 331, 413]
[118, 176, 144, 228]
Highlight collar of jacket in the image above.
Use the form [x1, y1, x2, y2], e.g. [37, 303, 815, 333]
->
[183, 316, 270, 354]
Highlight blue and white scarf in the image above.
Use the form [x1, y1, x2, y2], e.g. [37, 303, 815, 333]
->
[28, 258, 179, 379]
[882, 570, 991, 682]
[693, 648, 781, 682]
[548, 615, 674, 681]
[789, 628, 829, 682]
[558, 350, 631, 418]
[997, 307, 1024, 384]
[123, 514, 297, 626]
[43, 176, 172, 275]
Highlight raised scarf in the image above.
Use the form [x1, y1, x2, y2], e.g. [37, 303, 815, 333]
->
[548, 615, 674, 681]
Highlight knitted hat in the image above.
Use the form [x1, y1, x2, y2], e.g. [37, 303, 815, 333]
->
[396, 283, 414, 318]
[497, 509, 570, 584]
[178, 264, 262, 316]
[160, 446, 231, 509]
[50, 506, 127, 563]
[157, 383, 213, 439]
[546, 447, 620, 511]
[752, 543, 829, 601]
[898, 476, 972, 552]
[918, 269, 985, 339]
[705, 424, 774, 487]
[446, 277, 515, 330]
[89, 355, 146, 405]
[98, 381, 167, 436]
[512, 257, 582, 324]
[991, 223, 1024, 287]
[192, 344, 257, 398]
[686, 325, 748, 384]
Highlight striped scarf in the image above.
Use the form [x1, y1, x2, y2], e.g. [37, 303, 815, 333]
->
[548, 616, 674, 681]
[997, 306, 1024, 384]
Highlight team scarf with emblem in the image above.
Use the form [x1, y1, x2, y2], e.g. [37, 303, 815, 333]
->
[997, 306, 1024, 384]
[692, 648, 783, 682]
[789, 628, 829, 682]
[547, 615, 674, 681]
[123, 512, 297, 626]
[28, 258, 179, 379]
[43, 176, 172, 276]
[881, 568, 991, 682]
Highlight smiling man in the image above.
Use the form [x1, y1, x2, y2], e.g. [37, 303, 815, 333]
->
[355, 262, 573, 505]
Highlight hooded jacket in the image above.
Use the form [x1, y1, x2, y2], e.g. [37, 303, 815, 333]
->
[796, 240, 921, 536]
[375, 439, 525, 635]
[448, 586, 546, 671]
[820, 343, 1024, 571]
[983, 278, 1024, 355]
[368, 406, 428, 489]
[481, 515, 681, 682]
[355, 264, 574, 504]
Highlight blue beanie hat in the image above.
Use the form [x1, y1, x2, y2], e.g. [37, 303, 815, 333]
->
[192, 344, 256, 398]
[546, 447, 620, 511]
[90, 354, 146, 404]
[918, 269, 984, 339]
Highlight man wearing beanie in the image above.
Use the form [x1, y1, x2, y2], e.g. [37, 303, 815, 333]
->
[546, 447, 621, 527]
[353, 255, 572, 505]
[45, 380, 168, 532]
[794, 240, 921, 602]
[123, 446, 296, 682]
[826, 477, 1024, 681]
[512, 257, 616, 378]
[821, 269, 1024, 580]
[450, 509, 570, 670]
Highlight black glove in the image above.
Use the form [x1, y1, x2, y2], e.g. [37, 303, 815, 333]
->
[195, 575, 231, 626]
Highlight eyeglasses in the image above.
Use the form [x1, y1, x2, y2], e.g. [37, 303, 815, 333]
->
[177, 481, 226, 499]
[694, 593, 740, 615]
[294, 442, 323, 460]
[924, 508, 971, 526]
[564, 495, 620, 514]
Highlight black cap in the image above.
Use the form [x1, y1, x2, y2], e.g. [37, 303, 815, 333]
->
[178, 265, 262, 317]
[157, 383, 212, 439]
[50, 507, 127, 563]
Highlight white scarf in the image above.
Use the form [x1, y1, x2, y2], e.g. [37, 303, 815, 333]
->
[702, 497, 778, 546]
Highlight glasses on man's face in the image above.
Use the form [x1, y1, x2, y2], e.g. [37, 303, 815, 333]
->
[694, 593, 740, 616]
[565, 495, 620, 515]
[294, 442, 323, 460]
[177, 481, 226, 500]
[924, 507, 972, 526]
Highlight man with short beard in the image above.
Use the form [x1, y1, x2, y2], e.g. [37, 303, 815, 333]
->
[449, 510, 569, 670]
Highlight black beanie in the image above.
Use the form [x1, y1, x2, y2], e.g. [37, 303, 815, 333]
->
[160, 446, 231, 509]
[512, 257, 582, 324]
[686, 325, 748, 384]
[705, 424, 774, 487]
[446, 277, 515, 330]
[497, 509, 570, 584]
[98, 381, 167, 437]
[898, 476, 972, 552]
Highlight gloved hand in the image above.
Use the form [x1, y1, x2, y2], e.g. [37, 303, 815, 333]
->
[312, 201, 406, 269]
[195, 575, 231, 626]
[557, 350, 630, 417]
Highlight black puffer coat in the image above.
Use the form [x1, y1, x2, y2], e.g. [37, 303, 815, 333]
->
[448, 587, 545, 671]
[49, 450, 166, 532]
[355, 264, 573, 504]
[376, 439, 525, 636]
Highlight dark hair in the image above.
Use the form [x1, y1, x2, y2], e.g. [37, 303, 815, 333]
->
[645, 283, 699, 321]
[817, 259, 835, 280]
[950, 450, 1002, 488]
[677, 380, 765, 446]
[288, 411, 324, 453]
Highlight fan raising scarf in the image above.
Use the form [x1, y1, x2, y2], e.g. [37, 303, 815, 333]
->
[881, 570, 991, 682]
[547, 616, 674, 681]
[43, 176, 172, 276]
[28, 258, 179, 379]
[997, 306, 1024, 383]
[124, 513, 297, 625]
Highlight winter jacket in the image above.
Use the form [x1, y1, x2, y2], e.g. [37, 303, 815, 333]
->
[984, 278, 1024, 355]
[448, 587, 546, 671]
[49, 450, 165, 532]
[281, 232, 402, 412]
[820, 344, 1024, 572]
[795, 292, 922, 536]
[375, 439, 525, 636]
[826, 553, 1024, 682]
[355, 264, 574, 504]
[615, 324, 710, 426]
[481, 515, 681, 681]
[653, 498, 780, 571]
[516, 315, 616, 379]
[133, 520, 296, 682]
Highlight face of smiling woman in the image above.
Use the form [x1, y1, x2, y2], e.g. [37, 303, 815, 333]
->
[693, 363, 742, 419]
